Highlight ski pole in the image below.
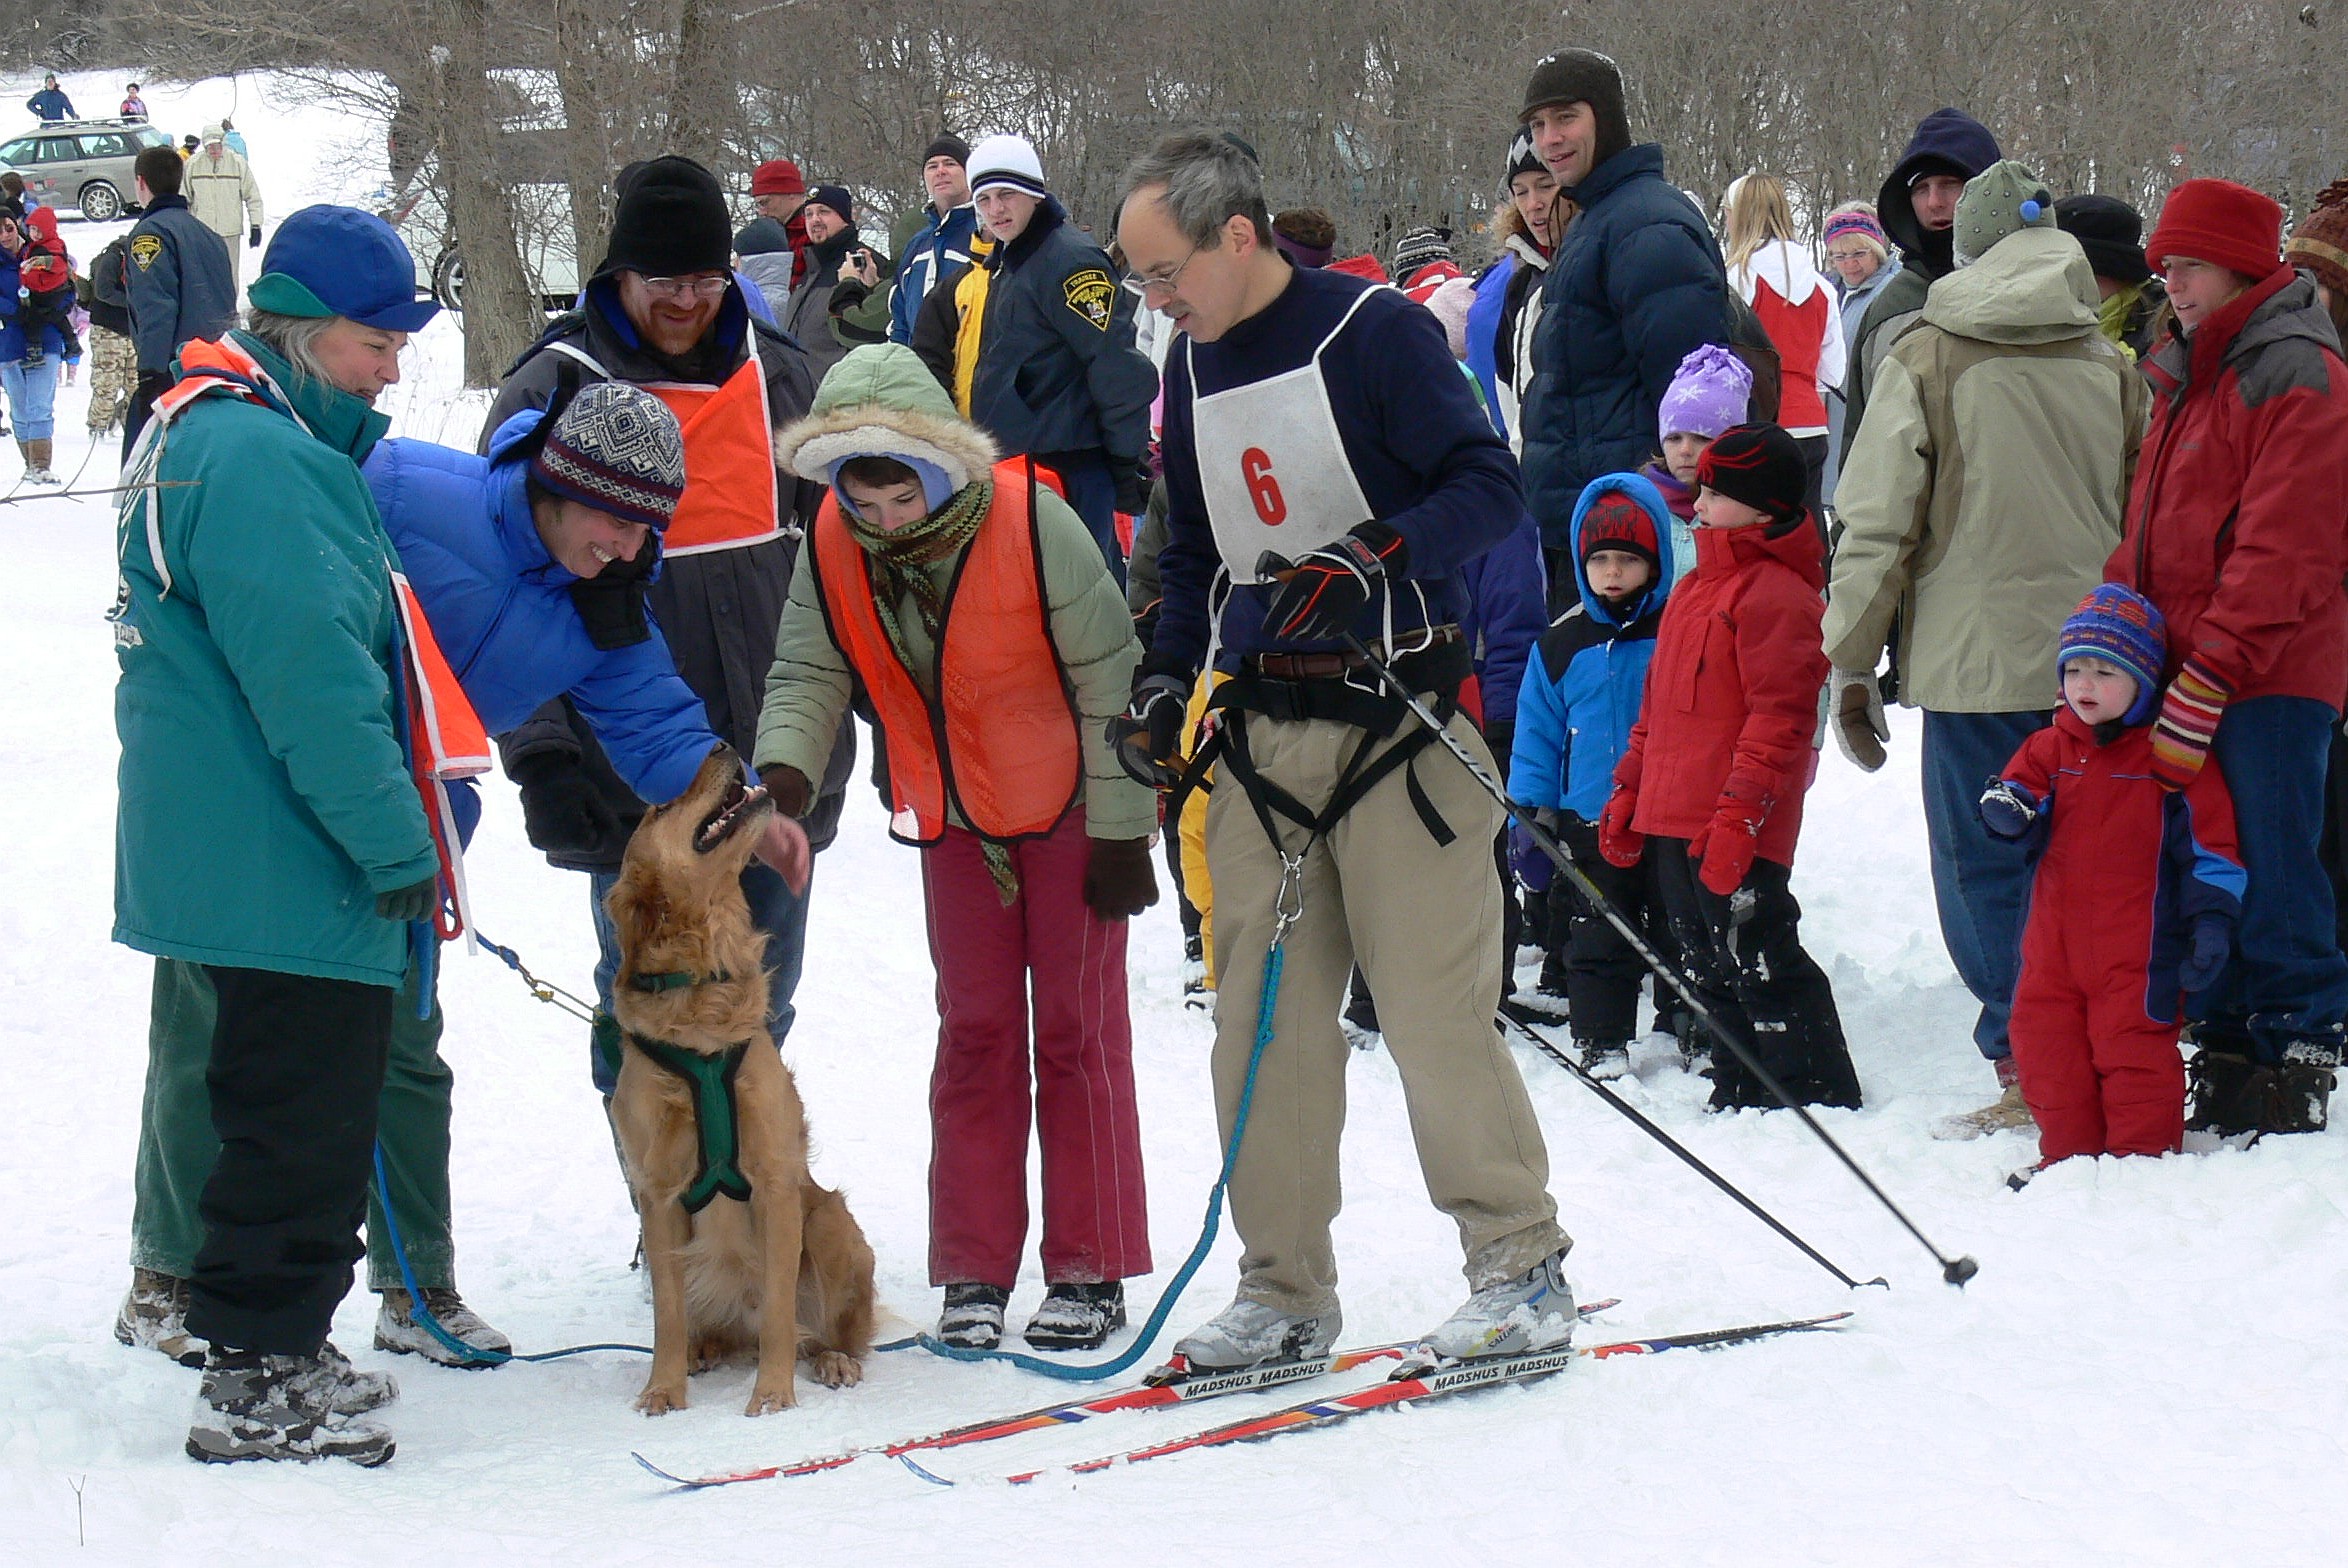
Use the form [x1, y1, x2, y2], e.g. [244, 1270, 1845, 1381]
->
[1495, 1010, 1885, 1289]
[1337, 629, 1978, 1287]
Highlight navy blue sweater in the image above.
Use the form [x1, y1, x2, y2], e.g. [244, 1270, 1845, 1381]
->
[1155, 266, 1524, 674]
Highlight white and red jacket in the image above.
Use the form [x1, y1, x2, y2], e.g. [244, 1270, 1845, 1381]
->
[1730, 239, 1846, 437]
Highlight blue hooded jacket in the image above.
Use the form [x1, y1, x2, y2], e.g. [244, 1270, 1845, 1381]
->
[1508, 471, 1676, 819]
[362, 412, 720, 806]
[1465, 252, 1516, 436]
[1457, 507, 1547, 730]
[1519, 144, 1730, 553]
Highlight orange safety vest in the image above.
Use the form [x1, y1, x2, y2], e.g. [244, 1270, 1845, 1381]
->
[543, 336, 781, 556]
[813, 459, 1081, 846]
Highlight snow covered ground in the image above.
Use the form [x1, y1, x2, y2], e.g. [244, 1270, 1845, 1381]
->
[5, 68, 2347, 1568]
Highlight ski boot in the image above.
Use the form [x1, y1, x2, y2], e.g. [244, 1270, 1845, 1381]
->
[1172, 1296, 1341, 1372]
[1420, 1247, 1576, 1361]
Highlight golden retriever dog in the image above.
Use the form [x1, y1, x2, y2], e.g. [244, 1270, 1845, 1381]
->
[605, 744, 876, 1415]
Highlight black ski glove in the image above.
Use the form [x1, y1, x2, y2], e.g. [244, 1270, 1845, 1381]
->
[1259, 522, 1406, 643]
[248, 225, 263, 249]
[510, 751, 626, 855]
[1112, 457, 1150, 517]
[375, 875, 438, 922]
[1109, 656, 1194, 790]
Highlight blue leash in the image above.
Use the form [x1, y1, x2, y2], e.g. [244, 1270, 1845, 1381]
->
[905, 863, 1298, 1381]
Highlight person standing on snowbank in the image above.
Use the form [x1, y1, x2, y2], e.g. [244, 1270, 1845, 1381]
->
[2107, 177, 2348, 1137]
[757, 344, 1156, 1353]
[110, 206, 441, 1466]
[1825, 162, 2147, 1138]
[1982, 585, 2243, 1177]
[1114, 130, 1574, 1372]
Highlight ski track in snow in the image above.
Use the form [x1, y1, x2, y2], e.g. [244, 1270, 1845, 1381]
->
[5, 67, 2347, 1568]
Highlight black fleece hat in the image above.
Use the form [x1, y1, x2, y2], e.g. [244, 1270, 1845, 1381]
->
[2055, 193, 2152, 285]
[1696, 423, 1808, 528]
[1518, 49, 1632, 176]
[922, 133, 970, 168]
[597, 155, 732, 279]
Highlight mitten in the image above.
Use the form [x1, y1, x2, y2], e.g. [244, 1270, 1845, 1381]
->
[1977, 779, 2042, 840]
[1692, 788, 1767, 897]
[2177, 917, 2233, 994]
[2151, 657, 2230, 792]
[1259, 522, 1406, 642]
[1828, 667, 1890, 772]
[509, 751, 625, 855]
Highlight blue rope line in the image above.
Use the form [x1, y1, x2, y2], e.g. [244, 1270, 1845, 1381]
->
[904, 938, 1285, 1381]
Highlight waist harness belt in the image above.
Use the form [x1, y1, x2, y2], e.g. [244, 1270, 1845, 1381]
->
[624, 1034, 753, 1213]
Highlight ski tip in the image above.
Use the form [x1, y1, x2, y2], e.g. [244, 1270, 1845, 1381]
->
[632, 1451, 704, 1489]
[897, 1452, 957, 1487]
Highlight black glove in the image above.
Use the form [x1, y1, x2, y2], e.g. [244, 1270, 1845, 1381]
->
[375, 875, 439, 922]
[248, 225, 262, 248]
[510, 751, 626, 855]
[1259, 522, 1406, 643]
[135, 369, 173, 405]
[1112, 458, 1150, 517]
[1110, 659, 1193, 789]
[1083, 836, 1161, 919]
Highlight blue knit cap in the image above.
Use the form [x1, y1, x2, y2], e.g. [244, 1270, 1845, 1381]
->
[2057, 583, 2167, 725]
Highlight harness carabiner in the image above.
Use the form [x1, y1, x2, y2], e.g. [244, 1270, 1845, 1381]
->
[1271, 852, 1307, 947]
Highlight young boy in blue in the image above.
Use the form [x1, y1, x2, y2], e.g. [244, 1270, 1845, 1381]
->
[1509, 472, 1675, 1075]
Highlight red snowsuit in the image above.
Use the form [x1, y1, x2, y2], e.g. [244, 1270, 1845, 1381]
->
[1999, 707, 2245, 1162]
[1615, 516, 1827, 867]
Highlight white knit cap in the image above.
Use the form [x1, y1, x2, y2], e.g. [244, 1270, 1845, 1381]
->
[966, 134, 1047, 201]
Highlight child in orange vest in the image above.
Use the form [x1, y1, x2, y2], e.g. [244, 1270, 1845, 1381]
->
[755, 344, 1159, 1353]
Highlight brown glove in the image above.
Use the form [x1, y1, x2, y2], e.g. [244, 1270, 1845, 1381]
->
[758, 763, 813, 819]
[1083, 836, 1160, 920]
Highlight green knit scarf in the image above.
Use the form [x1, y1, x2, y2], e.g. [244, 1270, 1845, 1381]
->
[842, 480, 1021, 904]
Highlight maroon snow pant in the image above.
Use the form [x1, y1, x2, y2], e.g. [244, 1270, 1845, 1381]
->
[920, 812, 1152, 1289]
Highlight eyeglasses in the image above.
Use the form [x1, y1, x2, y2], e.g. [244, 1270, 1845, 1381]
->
[1122, 244, 1201, 299]
[636, 273, 730, 303]
[1825, 248, 1875, 263]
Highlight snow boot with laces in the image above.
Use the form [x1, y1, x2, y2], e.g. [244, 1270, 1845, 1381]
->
[1420, 1246, 1576, 1362]
[1577, 1038, 1630, 1080]
[937, 1283, 1011, 1349]
[374, 1286, 512, 1367]
[307, 1340, 399, 1414]
[1172, 1296, 1342, 1372]
[1022, 1282, 1127, 1351]
[185, 1347, 395, 1466]
[115, 1267, 208, 1368]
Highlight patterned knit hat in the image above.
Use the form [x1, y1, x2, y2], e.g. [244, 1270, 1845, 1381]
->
[1953, 160, 2056, 267]
[2287, 178, 2348, 302]
[1658, 344, 1754, 443]
[2057, 583, 2167, 726]
[967, 134, 1048, 201]
[531, 383, 688, 531]
[1391, 225, 1454, 280]
[1579, 487, 1661, 573]
[1821, 204, 1890, 258]
[1696, 422, 1807, 526]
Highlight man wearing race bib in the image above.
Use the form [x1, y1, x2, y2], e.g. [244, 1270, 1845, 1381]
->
[1113, 132, 1574, 1372]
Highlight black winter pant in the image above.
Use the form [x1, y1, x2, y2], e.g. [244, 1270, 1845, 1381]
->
[1649, 841, 1861, 1109]
[183, 965, 395, 1356]
[1557, 816, 1649, 1044]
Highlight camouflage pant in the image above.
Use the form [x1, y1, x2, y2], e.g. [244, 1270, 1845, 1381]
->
[86, 327, 138, 433]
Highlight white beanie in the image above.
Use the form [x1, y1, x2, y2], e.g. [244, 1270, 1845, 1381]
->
[967, 134, 1047, 201]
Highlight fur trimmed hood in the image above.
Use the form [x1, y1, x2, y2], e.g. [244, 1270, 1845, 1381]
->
[773, 343, 999, 491]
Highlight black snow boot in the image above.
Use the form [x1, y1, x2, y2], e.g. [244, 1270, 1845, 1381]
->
[186, 1347, 395, 1467]
[1022, 1282, 1127, 1351]
[2186, 1049, 2270, 1137]
[2265, 1041, 2339, 1135]
[938, 1283, 1010, 1350]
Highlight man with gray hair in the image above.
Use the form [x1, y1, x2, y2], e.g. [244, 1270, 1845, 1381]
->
[1112, 130, 1574, 1373]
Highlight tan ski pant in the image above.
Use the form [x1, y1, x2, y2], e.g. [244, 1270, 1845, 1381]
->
[1205, 703, 1567, 1316]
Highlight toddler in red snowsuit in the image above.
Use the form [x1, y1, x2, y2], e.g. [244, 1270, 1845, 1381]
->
[1979, 584, 2244, 1168]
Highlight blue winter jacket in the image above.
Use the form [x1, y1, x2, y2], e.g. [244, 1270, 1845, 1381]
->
[1465, 253, 1515, 436]
[1458, 508, 1547, 730]
[362, 413, 720, 806]
[1520, 145, 1730, 551]
[889, 203, 980, 346]
[0, 250, 71, 363]
[1508, 471, 1677, 820]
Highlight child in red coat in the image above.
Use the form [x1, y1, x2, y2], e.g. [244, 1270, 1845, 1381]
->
[1600, 423, 1862, 1111]
[1980, 584, 2244, 1171]
[13, 205, 81, 367]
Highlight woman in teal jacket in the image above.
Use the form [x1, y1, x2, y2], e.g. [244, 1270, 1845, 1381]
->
[112, 205, 443, 1467]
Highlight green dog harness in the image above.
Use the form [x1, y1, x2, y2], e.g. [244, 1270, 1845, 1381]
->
[624, 1033, 754, 1212]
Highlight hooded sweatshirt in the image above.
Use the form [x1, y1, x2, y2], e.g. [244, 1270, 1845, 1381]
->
[1510, 472, 1677, 820]
[756, 343, 1154, 839]
[1728, 233, 1845, 437]
[1826, 225, 2146, 712]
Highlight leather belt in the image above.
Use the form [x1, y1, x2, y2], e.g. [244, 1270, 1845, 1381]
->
[1247, 625, 1463, 680]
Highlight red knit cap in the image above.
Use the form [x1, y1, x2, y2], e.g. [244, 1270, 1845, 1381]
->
[2287, 178, 2348, 302]
[750, 158, 805, 197]
[2145, 178, 2284, 283]
[1579, 489, 1660, 572]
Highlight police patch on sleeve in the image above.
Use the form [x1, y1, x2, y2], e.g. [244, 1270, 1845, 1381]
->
[129, 234, 164, 271]
[1063, 269, 1115, 331]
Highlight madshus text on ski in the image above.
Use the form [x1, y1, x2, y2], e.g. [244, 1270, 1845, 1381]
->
[62, 35, 2348, 1472]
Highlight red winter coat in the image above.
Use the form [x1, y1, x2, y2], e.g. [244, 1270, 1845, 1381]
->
[1614, 517, 1827, 865]
[2107, 267, 2348, 708]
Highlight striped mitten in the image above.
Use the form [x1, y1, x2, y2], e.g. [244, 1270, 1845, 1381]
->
[2150, 656, 2230, 792]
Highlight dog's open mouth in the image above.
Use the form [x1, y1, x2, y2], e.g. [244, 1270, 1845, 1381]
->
[695, 775, 771, 853]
